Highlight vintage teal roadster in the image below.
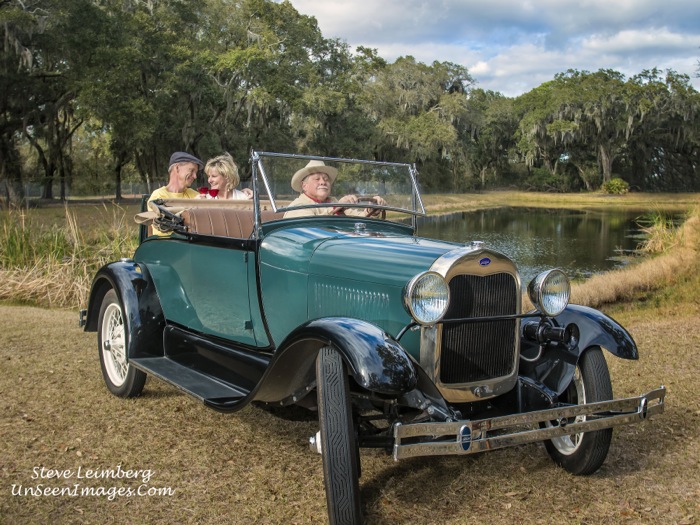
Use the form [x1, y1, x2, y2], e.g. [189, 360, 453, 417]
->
[81, 151, 665, 525]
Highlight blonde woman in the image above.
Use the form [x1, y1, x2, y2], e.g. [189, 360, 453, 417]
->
[204, 153, 252, 199]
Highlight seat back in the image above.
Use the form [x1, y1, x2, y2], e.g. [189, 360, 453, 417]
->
[181, 208, 284, 239]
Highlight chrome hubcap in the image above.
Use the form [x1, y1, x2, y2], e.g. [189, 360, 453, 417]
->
[101, 303, 128, 385]
[548, 367, 586, 455]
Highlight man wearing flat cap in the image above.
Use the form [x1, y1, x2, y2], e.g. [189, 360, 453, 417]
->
[284, 160, 386, 218]
[148, 151, 204, 202]
[147, 151, 204, 236]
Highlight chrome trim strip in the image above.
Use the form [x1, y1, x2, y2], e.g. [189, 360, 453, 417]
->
[254, 150, 415, 168]
[393, 387, 665, 460]
[253, 154, 278, 215]
[250, 152, 267, 236]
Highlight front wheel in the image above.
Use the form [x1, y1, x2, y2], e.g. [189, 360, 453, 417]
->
[97, 289, 146, 397]
[316, 346, 362, 525]
[544, 346, 613, 475]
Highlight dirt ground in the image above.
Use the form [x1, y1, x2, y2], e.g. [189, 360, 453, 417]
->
[0, 301, 698, 525]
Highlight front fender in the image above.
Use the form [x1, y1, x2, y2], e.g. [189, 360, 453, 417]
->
[554, 304, 638, 360]
[84, 260, 164, 359]
[520, 304, 638, 396]
[253, 317, 417, 403]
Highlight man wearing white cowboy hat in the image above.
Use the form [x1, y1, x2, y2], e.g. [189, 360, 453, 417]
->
[283, 160, 387, 218]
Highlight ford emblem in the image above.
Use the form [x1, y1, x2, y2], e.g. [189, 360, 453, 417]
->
[459, 425, 472, 451]
[479, 257, 491, 266]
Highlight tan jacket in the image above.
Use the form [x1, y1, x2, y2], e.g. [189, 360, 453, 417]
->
[283, 193, 368, 218]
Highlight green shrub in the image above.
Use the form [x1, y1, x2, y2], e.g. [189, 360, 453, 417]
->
[602, 177, 630, 195]
[520, 167, 571, 192]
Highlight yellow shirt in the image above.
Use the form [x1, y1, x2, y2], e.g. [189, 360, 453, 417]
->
[148, 186, 199, 201]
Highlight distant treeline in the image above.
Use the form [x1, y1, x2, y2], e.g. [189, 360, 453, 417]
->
[2, 0, 699, 203]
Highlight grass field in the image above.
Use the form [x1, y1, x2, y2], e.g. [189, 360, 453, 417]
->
[1, 192, 699, 524]
[1, 294, 698, 524]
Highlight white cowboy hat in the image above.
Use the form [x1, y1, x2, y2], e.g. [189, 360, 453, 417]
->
[291, 160, 338, 192]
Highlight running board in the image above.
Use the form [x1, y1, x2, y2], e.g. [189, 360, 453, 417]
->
[131, 357, 249, 410]
[393, 386, 665, 460]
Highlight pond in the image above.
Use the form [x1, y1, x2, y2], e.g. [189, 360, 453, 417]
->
[415, 207, 670, 286]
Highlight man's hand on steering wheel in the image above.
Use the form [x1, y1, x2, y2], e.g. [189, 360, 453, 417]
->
[334, 194, 387, 218]
[333, 194, 358, 215]
[363, 196, 387, 218]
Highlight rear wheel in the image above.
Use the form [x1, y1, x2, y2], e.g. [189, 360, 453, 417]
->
[316, 346, 361, 525]
[97, 289, 146, 397]
[544, 346, 613, 475]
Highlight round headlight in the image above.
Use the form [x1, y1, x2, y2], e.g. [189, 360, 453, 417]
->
[528, 269, 570, 317]
[404, 271, 450, 325]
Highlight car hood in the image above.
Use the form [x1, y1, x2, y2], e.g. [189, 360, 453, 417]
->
[260, 222, 459, 286]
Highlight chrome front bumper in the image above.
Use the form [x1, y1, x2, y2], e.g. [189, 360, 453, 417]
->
[393, 386, 665, 460]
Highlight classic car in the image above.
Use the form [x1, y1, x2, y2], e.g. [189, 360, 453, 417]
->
[81, 151, 665, 525]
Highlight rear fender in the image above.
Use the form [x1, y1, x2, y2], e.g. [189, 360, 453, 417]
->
[83, 260, 165, 359]
[519, 304, 638, 396]
[253, 317, 417, 403]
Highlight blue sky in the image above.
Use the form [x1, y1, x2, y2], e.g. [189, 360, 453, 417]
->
[284, 0, 700, 97]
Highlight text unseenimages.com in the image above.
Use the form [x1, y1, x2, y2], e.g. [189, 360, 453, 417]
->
[12, 483, 175, 500]
[10, 465, 174, 500]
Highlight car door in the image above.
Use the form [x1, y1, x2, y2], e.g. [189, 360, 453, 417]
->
[136, 239, 268, 347]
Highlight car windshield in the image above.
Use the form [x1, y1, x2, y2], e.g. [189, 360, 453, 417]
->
[252, 151, 426, 219]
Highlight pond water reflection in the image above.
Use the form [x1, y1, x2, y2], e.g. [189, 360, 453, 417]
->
[415, 207, 664, 286]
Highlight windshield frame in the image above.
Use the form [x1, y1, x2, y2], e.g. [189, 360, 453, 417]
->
[250, 151, 426, 227]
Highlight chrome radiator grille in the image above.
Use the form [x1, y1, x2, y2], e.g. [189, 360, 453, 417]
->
[439, 273, 518, 384]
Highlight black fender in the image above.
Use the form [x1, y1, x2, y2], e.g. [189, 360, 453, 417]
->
[519, 304, 638, 396]
[83, 259, 165, 360]
[253, 317, 417, 404]
[553, 304, 638, 360]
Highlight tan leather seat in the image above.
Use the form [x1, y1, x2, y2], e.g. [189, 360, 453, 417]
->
[182, 208, 284, 238]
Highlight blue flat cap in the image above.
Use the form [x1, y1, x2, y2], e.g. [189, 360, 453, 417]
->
[169, 151, 203, 168]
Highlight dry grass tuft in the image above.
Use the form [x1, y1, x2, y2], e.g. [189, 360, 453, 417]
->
[0, 259, 92, 308]
[571, 211, 699, 308]
[0, 204, 138, 308]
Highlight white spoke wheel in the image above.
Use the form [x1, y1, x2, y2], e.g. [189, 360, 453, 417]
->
[97, 289, 146, 397]
[316, 347, 361, 525]
[544, 346, 613, 475]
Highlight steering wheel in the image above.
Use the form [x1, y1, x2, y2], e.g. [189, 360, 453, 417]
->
[357, 197, 386, 220]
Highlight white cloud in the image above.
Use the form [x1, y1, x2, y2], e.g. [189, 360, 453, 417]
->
[583, 28, 700, 57]
[284, 0, 700, 96]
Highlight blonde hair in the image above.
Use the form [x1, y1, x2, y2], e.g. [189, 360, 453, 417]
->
[205, 153, 240, 191]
